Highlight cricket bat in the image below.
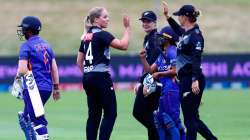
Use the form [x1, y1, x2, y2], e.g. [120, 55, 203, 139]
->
[24, 71, 45, 117]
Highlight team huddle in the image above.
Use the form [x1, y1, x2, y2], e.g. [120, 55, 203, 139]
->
[11, 1, 217, 140]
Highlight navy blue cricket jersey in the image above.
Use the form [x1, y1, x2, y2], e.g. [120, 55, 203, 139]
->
[168, 17, 204, 81]
[79, 26, 115, 73]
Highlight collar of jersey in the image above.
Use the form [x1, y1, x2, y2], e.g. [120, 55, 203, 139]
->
[147, 29, 157, 36]
[89, 26, 102, 33]
[185, 24, 199, 34]
[28, 35, 40, 41]
[90, 26, 102, 30]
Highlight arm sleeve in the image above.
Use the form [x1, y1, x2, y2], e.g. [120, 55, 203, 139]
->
[19, 43, 29, 60]
[168, 46, 177, 67]
[49, 47, 55, 59]
[99, 31, 115, 47]
[167, 17, 185, 36]
[79, 41, 85, 53]
[190, 33, 204, 81]
[154, 55, 161, 67]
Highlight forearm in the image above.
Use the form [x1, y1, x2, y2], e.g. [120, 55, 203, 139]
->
[76, 52, 84, 73]
[191, 54, 202, 81]
[76, 62, 84, 73]
[17, 60, 28, 76]
[167, 17, 184, 36]
[140, 57, 153, 73]
[157, 69, 176, 78]
[51, 59, 59, 85]
[119, 27, 131, 50]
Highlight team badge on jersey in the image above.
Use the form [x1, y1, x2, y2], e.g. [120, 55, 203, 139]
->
[177, 35, 190, 49]
[195, 41, 202, 50]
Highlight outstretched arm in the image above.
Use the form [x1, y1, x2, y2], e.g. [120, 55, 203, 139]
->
[162, 1, 184, 35]
[110, 14, 131, 50]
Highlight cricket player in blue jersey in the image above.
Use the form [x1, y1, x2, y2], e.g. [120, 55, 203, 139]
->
[15, 16, 60, 140]
[139, 27, 185, 140]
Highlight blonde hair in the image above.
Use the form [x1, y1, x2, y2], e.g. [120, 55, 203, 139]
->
[81, 7, 105, 39]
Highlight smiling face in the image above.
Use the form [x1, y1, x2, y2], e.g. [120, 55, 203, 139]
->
[95, 9, 109, 28]
[141, 19, 156, 33]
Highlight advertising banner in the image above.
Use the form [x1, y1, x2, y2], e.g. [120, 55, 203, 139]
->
[1, 54, 250, 91]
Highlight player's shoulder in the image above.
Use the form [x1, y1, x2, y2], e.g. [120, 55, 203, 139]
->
[95, 30, 115, 43]
[20, 41, 29, 49]
[190, 25, 203, 37]
[96, 30, 112, 36]
[167, 45, 177, 57]
[190, 29, 200, 37]
[190, 29, 203, 43]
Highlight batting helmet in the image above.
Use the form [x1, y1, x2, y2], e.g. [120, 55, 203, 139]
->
[17, 16, 42, 40]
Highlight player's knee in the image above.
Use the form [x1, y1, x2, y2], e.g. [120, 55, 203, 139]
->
[132, 109, 141, 120]
[88, 110, 102, 119]
[104, 111, 117, 121]
[162, 113, 175, 129]
[184, 120, 197, 132]
[153, 111, 161, 128]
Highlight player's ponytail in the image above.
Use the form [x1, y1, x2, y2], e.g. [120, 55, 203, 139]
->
[81, 16, 91, 39]
[194, 10, 201, 18]
[188, 9, 201, 23]
[81, 7, 105, 40]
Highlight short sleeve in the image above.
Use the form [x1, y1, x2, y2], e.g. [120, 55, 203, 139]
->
[48, 47, 55, 59]
[99, 31, 115, 47]
[19, 43, 29, 60]
[190, 29, 204, 52]
[154, 55, 161, 67]
[79, 40, 85, 53]
[167, 46, 177, 67]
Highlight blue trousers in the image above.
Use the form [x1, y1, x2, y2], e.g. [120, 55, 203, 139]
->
[154, 111, 180, 140]
[23, 89, 51, 126]
[154, 89, 186, 140]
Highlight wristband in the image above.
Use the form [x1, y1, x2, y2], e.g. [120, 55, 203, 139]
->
[53, 84, 59, 90]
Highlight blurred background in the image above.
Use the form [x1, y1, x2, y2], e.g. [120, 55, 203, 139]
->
[0, 0, 249, 140]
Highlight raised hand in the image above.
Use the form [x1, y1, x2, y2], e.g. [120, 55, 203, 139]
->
[123, 14, 130, 29]
[162, 1, 169, 18]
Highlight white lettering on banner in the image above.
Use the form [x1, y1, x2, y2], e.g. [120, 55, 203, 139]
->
[232, 62, 250, 77]
[202, 62, 228, 77]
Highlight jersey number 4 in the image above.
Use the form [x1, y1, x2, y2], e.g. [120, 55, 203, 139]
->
[85, 42, 93, 64]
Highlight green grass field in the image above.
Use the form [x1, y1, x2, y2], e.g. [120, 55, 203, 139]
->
[0, 89, 250, 140]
